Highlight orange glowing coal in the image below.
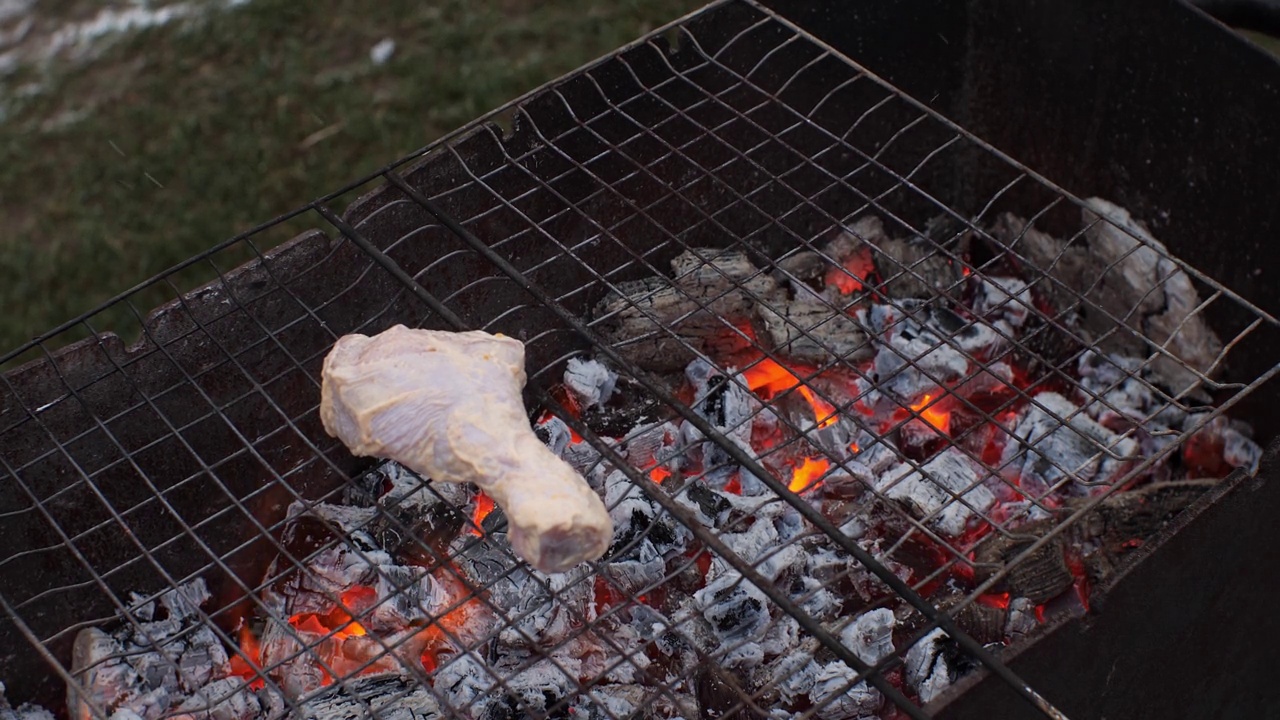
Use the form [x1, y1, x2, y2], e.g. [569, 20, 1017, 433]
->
[229, 624, 265, 690]
[823, 246, 875, 295]
[468, 491, 496, 537]
[649, 466, 671, 483]
[789, 456, 829, 493]
[742, 359, 838, 429]
[909, 393, 951, 434]
[289, 585, 375, 641]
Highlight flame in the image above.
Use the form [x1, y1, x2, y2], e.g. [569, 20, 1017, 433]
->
[229, 624, 266, 690]
[649, 466, 671, 483]
[289, 585, 374, 644]
[741, 359, 838, 429]
[909, 394, 951, 434]
[788, 456, 829, 493]
[468, 491, 496, 537]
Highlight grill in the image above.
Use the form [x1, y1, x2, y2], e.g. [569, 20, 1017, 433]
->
[2, 1, 1279, 719]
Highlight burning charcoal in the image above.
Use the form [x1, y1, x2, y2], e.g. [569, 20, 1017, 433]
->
[0, 686, 53, 720]
[988, 212, 1090, 321]
[719, 513, 804, 582]
[602, 537, 666, 597]
[790, 575, 843, 622]
[284, 673, 443, 720]
[1183, 415, 1262, 477]
[535, 414, 605, 477]
[569, 684, 673, 720]
[971, 524, 1072, 605]
[564, 357, 618, 410]
[603, 469, 689, 557]
[754, 294, 873, 364]
[1077, 351, 1187, 434]
[901, 592, 1008, 646]
[594, 248, 779, 371]
[904, 629, 954, 704]
[851, 215, 966, 301]
[685, 359, 759, 473]
[455, 533, 594, 647]
[619, 420, 682, 475]
[809, 661, 884, 720]
[694, 570, 772, 653]
[999, 391, 1138, 498]
[876, 449, 996, 537]
[436, 650, 576, 720]
[1080, 199, 1223, 397]
[169, 678, 263, 720]
[69, 580, 230, 720]
[840, 608, 895, 665]
[1005, 597, 1039, 642]
[971, 276, 1032, 330]
[867, 303, 969, 403]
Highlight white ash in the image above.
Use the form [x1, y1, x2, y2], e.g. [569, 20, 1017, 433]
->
[0, 684, 55, 720]
[564, 357, 617, 409]
[534, 414, 605, 476]
[286, 674, 443, 720]
[846, 540, 913, 604]
[809, 661, 883, 720]
[435, 650, 576, 720]
[718, 514, 804, 583]
[1223, 423, 1262, 474]
[693, 570, 772, 658]
[1005, 597, 1039, 642]
[168, 678, 263, 720]
[1081, 198, 1223, 398]
[567, 685, 658, 720]
[791, 575, 843, 622]
[69, 579, 230, 720]
[601, 536, 666, 596]
[972, 276, 1032, 329]
[453, 533, 594, 647]
[345, 460, 471, 515]
[618, 420, 682, 473]
[999, 391, 1138, 498]
[876, 449, 996, 537]
[602, 468, 691, 556]
[867, 305, 970, 403]
[840, 608, 896, 665]
[905, 628, 953, 705]
[683, 360, 759, 472]
[1077, 351, 1186, 430]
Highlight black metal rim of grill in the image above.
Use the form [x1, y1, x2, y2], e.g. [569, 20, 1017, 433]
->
[1, 1, 1277, 719]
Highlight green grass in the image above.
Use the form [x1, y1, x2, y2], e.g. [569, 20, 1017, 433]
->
[0, 0, 699, 353]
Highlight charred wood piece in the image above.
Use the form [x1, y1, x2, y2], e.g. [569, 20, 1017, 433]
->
[594, 249, 777, 370]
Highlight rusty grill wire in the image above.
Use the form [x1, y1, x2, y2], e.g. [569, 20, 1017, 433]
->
[1, 1, 1278, 719]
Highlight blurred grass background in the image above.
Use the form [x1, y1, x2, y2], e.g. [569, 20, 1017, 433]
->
[0, 0, 699, 353]
[0, 1, 1275, 354]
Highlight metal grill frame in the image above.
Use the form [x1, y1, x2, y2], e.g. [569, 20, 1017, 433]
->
[1, 1, 1278, 718]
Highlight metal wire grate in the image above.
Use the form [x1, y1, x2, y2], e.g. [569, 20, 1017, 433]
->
[1, 1, 1278, 718]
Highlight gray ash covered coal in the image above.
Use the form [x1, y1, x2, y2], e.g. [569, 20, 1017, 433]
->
[37, 202, 1265, 720]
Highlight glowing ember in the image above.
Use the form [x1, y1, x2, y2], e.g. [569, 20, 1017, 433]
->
[849, 442, 860, 455]
[789, 456, 830, 493]
[228, 625, 265, 690]
[649, 466, 672, 483]
[823, 245, 875, 294]
[742, 359, 838, 428]
[909, 393, 951, 434]
[468, 491, 496, 537]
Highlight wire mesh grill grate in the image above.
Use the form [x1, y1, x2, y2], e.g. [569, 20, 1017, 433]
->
[1, 1, 1277, 719]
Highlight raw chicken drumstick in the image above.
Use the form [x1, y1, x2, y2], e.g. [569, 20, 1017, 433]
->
[319, 325, 613, 573]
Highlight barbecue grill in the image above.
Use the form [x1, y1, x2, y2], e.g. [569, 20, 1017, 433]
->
[2, 1, 1279, 719]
